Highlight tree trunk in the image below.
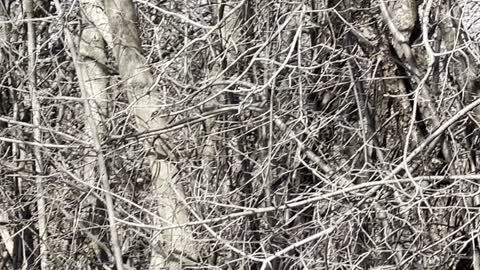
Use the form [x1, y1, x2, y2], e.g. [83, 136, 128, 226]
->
[102, 0, 199, 268]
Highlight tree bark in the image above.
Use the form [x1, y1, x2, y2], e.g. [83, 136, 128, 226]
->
[79, 0, 112, 267]
[102, 0, 199, 268]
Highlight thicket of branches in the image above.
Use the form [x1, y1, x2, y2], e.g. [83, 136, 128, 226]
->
[2, 0, 480, 269]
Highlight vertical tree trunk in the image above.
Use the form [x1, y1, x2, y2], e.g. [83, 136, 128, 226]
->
[78, 0, 111, 266]
[53, 0, 125, 268]
[102, 0, 199, 268]
[64, 30, 126, 270]
[79, 0, 109, 198]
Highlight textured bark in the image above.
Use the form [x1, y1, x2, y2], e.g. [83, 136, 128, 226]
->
[78, 0, 111, 267]
[386, 0, 417, 58]
[63, 26, 126, 270]
[53, 0, 128, 266]
[79, 0, 109, 187]
[102, 0, 199, 269]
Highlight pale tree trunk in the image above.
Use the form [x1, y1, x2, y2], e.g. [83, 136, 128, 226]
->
[79, 0, 109, 198]
[101, 0, 199, 268]
[78, 0, 111, 266]
[53, 0, 125, 268]
[24, 0, 48, 268]
[67, 40, 125, 269]
[62, 28, 126, 270]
